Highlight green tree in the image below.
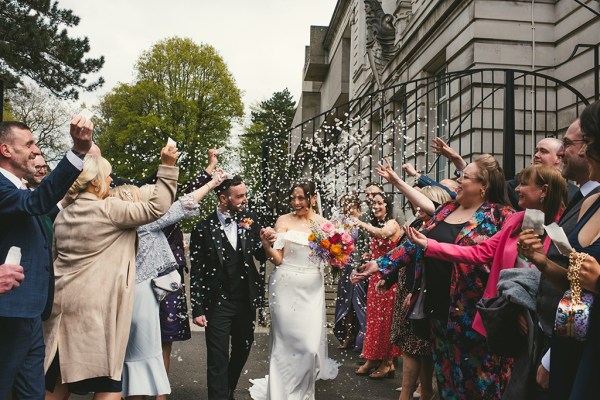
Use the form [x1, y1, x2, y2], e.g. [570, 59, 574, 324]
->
[96, 37, 244, 189]
[0, 0, 104, 99]
[240, 89, 296, 222]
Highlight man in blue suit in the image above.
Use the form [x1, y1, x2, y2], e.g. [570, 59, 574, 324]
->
[0, 117, 93, 399]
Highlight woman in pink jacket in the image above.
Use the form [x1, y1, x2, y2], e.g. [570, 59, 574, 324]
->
[405, 164, 566, 337]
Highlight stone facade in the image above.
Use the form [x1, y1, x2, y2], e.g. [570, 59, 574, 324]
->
[290, 0, 599, 201]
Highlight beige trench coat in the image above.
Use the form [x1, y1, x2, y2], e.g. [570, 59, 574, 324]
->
[43, 165, 178, 383]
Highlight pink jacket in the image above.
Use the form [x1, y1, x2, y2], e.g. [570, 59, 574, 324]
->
[425, 211, 552, 336]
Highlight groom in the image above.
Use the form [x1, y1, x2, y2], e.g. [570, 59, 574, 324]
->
[190, 175, 274, 400]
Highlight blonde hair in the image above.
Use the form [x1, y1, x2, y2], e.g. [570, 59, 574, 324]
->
[420, 185, 452, 206]
[68, 155, 112, 196]
[110, 185, 141, 202]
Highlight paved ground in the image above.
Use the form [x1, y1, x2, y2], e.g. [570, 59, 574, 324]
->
[71, 328, 404, 400]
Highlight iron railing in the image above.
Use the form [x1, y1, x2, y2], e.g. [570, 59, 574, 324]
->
[269, 68, 590, 217]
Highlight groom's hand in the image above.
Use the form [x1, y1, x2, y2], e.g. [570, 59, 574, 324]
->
[261, 227, 277, 244]
[193, 315, 208, 327]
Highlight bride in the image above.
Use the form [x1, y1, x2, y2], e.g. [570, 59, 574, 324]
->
[249, 180, 339, 400]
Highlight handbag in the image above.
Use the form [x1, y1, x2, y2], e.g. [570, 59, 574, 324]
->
[151, 268, 183, 302]
[554, 251, 594, 341]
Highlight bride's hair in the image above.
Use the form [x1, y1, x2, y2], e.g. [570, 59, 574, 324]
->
[289, 180, 319, 213]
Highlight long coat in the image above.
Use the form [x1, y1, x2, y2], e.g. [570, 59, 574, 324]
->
[43, 165, 178, 383]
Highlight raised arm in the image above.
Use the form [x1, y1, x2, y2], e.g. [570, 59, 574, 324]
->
[405, 225, 499, 265]
[375, 158, 437, 215]
[431, 137, 468, 172]
[107, 146, 179, 229]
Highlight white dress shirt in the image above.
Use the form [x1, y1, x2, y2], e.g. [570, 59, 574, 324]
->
[216, 208, 238, 249]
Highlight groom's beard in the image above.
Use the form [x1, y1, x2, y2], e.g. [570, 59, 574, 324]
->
[224, 202, 246, 217]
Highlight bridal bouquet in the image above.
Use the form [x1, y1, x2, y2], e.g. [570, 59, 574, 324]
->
[308, 208, 357, 272]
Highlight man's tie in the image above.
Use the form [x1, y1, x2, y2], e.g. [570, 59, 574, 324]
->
[563, 190, 584, 218]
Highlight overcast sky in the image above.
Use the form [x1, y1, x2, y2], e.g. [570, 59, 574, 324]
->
[57, 0, 337, 117]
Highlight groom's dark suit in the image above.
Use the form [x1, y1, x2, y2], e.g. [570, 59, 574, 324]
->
[190, 211, 266, 400]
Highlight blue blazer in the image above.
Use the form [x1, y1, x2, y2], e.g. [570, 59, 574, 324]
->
[0, 156, 81, 319]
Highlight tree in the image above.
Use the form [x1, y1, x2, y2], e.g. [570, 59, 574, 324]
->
[0, 0, 104, 99]
[4, 83, 72, 162]
[96, 37, 243, 189]
[240, 89, 296, 224]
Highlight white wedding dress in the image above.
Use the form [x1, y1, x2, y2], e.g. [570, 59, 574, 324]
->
[249, 230, 339, 400]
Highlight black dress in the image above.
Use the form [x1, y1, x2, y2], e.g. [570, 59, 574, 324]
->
[550, 196, 600, 400]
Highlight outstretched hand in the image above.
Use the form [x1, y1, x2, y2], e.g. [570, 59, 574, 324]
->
[375, 158, 401, 184]
[405, 226, 428, 249]
[401, 163, 418, 178]
[209, 168, 227, 188]
[69, 115, 94, 154]
[431, 137, 467, 170]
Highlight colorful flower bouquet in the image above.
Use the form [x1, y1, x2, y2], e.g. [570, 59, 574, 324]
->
[308, 208, 357, 275]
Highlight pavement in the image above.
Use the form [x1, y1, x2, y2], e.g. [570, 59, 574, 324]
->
[70, 327, 404, 400]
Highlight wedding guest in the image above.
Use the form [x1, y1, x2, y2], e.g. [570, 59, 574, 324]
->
[159, 148, 219, 396]
[114, 169, 224, 400]
[334, 193, 363, 350]
[519, 100, 600, 399]
[373, 161, 452, 400]
[353, 192, 403, 379]
[44, 147, 179, 400]
[0, 117, 92, 399]
[356, 154, 514, 399]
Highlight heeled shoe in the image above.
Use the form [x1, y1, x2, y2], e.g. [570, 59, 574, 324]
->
[337, 334, 356, 349]
[354, 364, 375, 376]
[369, 366, 395, 379]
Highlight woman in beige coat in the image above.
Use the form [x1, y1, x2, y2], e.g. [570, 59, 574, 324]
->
[44, 146, 179, 400]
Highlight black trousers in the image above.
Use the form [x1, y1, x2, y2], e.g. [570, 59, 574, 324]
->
[205, 300, 255, 400]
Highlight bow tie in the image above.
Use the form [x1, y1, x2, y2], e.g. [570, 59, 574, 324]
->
[224, 217, 234, 226]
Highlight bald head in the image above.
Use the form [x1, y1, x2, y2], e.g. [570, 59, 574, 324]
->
[534, 137, 563, 168]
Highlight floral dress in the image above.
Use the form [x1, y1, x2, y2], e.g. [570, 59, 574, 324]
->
[377, 201, 514, 400]
[361, 235, 402, 361]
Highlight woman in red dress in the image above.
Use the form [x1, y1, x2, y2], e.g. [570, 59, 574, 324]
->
[354, 192, 403, 379]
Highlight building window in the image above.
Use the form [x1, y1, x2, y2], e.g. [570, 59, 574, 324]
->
[435, 66, 449, 181]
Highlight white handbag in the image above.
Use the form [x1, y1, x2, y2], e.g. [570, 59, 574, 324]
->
[151, 269, 183, 301]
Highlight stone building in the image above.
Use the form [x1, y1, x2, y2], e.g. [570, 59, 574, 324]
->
[288, 0, 599, 206]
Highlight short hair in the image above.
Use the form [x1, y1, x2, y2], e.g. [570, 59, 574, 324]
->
[537, 137, 563, 153]
[110, 185, 142, 202]
[581, 100, 600, 162]
[215, 175, 244, 197]
[0, 121, 30, 144]
[519, 164, 567, 225]
[370, 192, 394, 225]
[68, 155, 112, 196]
[472, 154, 509, 205]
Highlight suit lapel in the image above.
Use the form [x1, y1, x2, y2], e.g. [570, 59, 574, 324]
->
[209, 213, 224, 267]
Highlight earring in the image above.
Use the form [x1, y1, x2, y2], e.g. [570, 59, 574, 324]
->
[540, 196, 545, 203]
[94, 187, 99, 193]
[480, 188, 485, 199]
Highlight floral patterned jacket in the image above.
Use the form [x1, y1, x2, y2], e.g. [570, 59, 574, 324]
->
[377, 200, 514, 330]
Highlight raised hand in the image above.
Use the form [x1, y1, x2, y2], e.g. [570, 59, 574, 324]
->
[207, 148, 218, 173]
[209, 168, 226, 188]
[431, 137, 467, 170]
[375, 158, 401, 184]
[160, 145, 179, 166]
[69, 115, 94, 154]
[401, 162, 419, 178]
[405, 226, 428, 249]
